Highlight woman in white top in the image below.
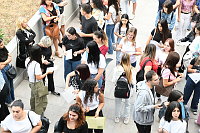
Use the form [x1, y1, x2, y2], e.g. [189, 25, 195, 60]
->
[25, 45, 53, 115]
[117, 27, 142, 67]
[158, 101, 187, 133]
[81, 41, 106, 88]
[90, 0, 106, 29]
[112, 53, 136, 124]
[1, 100, 42, 133]
[104, 0, 120, 54]
[76, 78, 104, 133]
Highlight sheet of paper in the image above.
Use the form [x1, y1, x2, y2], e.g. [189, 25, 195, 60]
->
[65, 49, 72, 60]
[46, 66, 57, 73]
[86, 116, 106, 129]
[61, 86, 76, 103]
[188, 73, 200, 84]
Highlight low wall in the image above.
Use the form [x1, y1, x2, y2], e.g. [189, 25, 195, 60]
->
[5, 0, 79, 88]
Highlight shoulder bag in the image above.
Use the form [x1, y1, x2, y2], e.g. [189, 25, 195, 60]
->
[33, 63, 49, 97]
[155, 69, 174, 97]
[136, 59, 152, 83]
[6, 65, 17, 79]
[28, 111, 50, 133]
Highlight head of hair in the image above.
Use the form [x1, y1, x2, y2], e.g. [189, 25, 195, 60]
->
[120, 53, 133, 83]
[108, 0, 119, 15]
[168, 90, 183, 102]
[16, 17, 28, 30]
[163, 0, 173, 14]
[81, 78, 98, 105]
[63, 103, 85, 128]
[81, 4, 92, 14]
[86, 41, 101, 68]
[157, 19, 171, 43]
[92, 0, 107, 14]
[164, 38, 174, 52]
[145, 70, 157, 82]
[119, 14, 130, 34]
[125, 27, 137, 44]
[40, 0, 47, 5]
[140, 44, 156, 63]
[94, 30, 108, 46]
[11, 99, 24, 109]
[66, 27, 80, 38]
[164, 101, 182, 122]
[76, 64, 91, 81]
[163, 51, 180, 76]
[28, 45, 43, 68]
[39, 36, 52, 47]
[194, 55, 200, 66]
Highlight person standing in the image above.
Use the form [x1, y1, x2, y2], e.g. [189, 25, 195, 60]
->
[79, 4, 98, 47]
[133, 70, 161, 133]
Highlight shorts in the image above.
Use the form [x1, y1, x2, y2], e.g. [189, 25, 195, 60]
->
[58, 14, 65, 27]
[129, 0, 136, 3]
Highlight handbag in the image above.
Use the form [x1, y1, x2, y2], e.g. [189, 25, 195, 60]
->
[6, 65, 17, 79]
[155, 69, 174, 97]
[45, 23, 59, 39]
[136, 59, 152, 83]
[34, 64, 48, 97]
[28, 111, 50, 133]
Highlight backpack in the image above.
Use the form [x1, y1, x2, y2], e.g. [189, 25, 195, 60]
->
[136, 59, 152, 83]
[114, 72, 131, 99]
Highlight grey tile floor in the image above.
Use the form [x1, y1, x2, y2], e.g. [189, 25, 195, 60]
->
[3, 0, 200, 132]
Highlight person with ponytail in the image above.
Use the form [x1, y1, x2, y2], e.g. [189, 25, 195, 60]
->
[112, 53, 136, 124]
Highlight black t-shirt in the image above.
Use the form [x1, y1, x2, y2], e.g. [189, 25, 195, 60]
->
[0, 47, 9, 62]
[151, 29, 172, 43]
[81, 16, 98, 46]
[40, 46, 52, 60]
[62, 36, 84, 61]
[56, 117, 88, 133]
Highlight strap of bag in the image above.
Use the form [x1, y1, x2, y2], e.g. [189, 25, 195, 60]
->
[141, 59, 153, 71]
[27, 111, 34, 128]
[152, 28, 156, 39]
[34, 63, 37, 84]
[16, 37, 19, 56]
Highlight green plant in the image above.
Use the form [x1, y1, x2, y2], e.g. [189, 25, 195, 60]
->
[0, 29, 4, 39]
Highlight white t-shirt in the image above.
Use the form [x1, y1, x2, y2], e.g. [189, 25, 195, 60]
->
[25, 58, 42, 83]
[157, 51, 168, 65]
[106, 5, 116, 25]
[159, 117, 187, 133]
[78, 90, 99, 110]
[120, 38, 140, 63]
[81, 52, 106, 74]
[1, 110, 40, 133]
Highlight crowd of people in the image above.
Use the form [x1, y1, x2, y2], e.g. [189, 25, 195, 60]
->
[1, 0, 200, 132]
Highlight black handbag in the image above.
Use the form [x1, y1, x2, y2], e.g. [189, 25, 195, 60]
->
[6, 65, 17, 79]
[28, 111, 50, 133]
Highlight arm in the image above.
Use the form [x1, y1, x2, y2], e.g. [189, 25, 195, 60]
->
[104, 12, 112, 20]
[169, 12, 176, 30]
[35, 70, 52, 80]
[178, 3, 182, 22]
[94, 68, 104, 81]
[194, 5, 200, 13]
[65, 71, 76, 88]
[146, 35, 153, 45]
[16, 30, 34, 44]
[1, 128, 11, 133]
[144, 66, 152, 79]
[0, 55, 12, 69]
[187, 64, 197, 73]
[41, 13, 57, 22]
[57, 0, 68, 7]
[30, 121, 42, 133]
[173, 0, 181, 10]
[95, 93, 105, 117]
[133, 47, 142, 55]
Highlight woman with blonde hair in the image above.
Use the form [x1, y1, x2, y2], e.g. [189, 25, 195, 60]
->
[112, 53, 136, 124]
[117, 27, 142, 66]
[16, 17, 36, 65]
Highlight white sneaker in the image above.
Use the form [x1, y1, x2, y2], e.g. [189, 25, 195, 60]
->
[123, 117, 129, 125]
[114, 117, 120, 123]
[129, 14, 135, 20]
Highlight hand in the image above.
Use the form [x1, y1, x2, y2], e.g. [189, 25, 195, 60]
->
[7, 55, 12, 63]
[177, 18, 180, 22]
[54, 17, 59, 22]
[154, 104, 163, 109]
[178, 73, 184, 77]
[73, 51, 78, 56]
[84, 107, 90, 113]
[73, 89, 79, 94]
[94, 110, 99, 118]
[47, 71, 53, 74]
[175, 76, 182, 82]
[43, 60, 50, 65]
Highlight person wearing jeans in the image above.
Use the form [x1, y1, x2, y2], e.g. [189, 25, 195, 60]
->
[106, 24, 115, 54]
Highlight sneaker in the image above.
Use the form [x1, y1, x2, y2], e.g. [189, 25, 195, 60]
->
[193, 111, 198, 115]
[123, 117, 129, 125]
[51, 91, 60, 96]
[114, 117, 120, 123]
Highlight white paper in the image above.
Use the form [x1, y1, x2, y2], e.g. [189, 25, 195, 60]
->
[61, 86, 76, 103]
[46, 66, 57, 73]
[188, 73, 200, 84]
[65, 49, 72, 60]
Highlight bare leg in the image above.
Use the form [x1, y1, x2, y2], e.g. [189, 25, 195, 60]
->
[53, 38, 62, 58]
[132, 2, 136, 15]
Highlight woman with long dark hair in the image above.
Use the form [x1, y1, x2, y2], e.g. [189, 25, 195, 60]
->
[104, 0, 120, 54]
[76, 78, 104, 133]
[90, 0, 107, 29]
[62, 27, 85, 80]
[81, 41, 106, 88]
[56, 103, 88, 133]
[39, 0, 61, 58]
[26, 45, 53, 115]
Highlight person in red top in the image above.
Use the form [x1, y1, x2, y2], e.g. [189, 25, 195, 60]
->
[140, 44, 158, 79]
[93, 30, 108, 56]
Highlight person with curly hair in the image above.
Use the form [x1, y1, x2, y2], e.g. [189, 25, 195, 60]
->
[55, 103, 88, 133]
[76, 78, 104, 133]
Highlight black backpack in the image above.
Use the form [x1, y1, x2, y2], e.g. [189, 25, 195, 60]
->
[114, 72, 131, 99]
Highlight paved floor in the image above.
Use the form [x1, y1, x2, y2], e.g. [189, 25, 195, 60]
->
[5, 0, 200, 132]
